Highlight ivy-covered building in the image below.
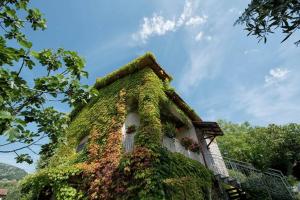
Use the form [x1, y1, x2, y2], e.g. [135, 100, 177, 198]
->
[21, 53, 294, 200]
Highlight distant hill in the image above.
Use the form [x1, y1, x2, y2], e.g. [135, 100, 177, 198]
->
[0, 163, 27, 180]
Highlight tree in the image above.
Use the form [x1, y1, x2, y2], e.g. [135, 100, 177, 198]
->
[236, 0, 300, 45]
[217, 120, 300, 179]
[0, 0, 97, 165]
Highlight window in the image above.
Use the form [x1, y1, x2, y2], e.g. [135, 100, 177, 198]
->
[76, 136, 88, 152]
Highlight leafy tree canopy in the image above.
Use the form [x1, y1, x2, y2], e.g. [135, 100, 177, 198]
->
[217, 120, 300, 179]
[0, 0, 97, 165]
[236, 0, 300, 45]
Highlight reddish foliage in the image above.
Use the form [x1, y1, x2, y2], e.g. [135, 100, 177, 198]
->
[79, 89, 126, 200]
[110, 146, 156, 198]
[180, 137, 200, 152]
[189, 143, 200, 153]
[180, 137, 194, 149]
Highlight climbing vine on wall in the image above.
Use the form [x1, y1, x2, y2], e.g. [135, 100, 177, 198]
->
[20, 165, 84, 200]
[79, 89, 127, 199]
[20, 53, 214, 200]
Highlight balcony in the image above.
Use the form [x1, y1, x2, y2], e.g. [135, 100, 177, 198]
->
[162, 136, 203, 163]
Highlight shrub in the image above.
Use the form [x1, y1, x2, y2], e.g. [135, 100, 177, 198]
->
[180, 137, 200, 153]
[162, 122, 176, 138]
[180, 137, 193, 149]
[189, 143, 200, 153]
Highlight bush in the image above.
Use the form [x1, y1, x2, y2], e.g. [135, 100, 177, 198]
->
[189, 143, 200, 153]
[180, 137, 200, 153]
[180, 137, 193, 149]
[162, 122, 176, 138]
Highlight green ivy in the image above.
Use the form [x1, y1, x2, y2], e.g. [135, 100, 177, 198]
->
[159, 148, 213, 200]
[21, 53, 214, 200]
[20, 165, 84, 200]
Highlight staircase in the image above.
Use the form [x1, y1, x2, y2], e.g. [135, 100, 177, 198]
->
[211, 155, 295, 200]
[215, 173, 247, 200]
[226, 188, 247, 200]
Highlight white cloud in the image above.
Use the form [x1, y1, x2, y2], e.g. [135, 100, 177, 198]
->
[174, 0, 300, 125]
[195, 32, 203, 41]
[264, 68, 290, 86]
[244, 49, 259, 55]
[134, 14, 176, 42]
[228, 7, 242, 14]
[179, 44, 221, 92]
[133, 0, 207, 43]
[206, 35, 212, 41]
[229, 8, 235, 13]
[185, 15, 207, 26]
[234, 79, 299, 124]
[195, 32, 213, 42]
[177, 0, 193, 27]
[178, 1, 235, 93]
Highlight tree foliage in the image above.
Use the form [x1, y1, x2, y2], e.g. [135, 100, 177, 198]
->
[217, 120, 300, 179]
[0, 0, 97, 164]
[236, 0, 300, 45]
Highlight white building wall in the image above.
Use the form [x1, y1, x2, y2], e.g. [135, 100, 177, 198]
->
[121, 111, 227, 176]
[122, 112, 140, 152]
[162, 136, 204, 163]
[207, 140, 229, 176]
[161, 117, 205, 165]
[195, 128, 229, 176]
[177, 125, 198, 141]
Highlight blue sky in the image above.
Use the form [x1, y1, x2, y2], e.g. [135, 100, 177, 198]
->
[1, 0, 300, 172]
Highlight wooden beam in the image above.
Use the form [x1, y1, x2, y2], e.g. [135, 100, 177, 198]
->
[207, 136, 216, 149]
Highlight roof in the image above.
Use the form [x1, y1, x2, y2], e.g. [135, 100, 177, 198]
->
[94, 53, 172, 90]
[193, 121, 224, 136]
[0, 189, 8, 196]
[94, 53, 202, 122]
[165, 90, 202, 123]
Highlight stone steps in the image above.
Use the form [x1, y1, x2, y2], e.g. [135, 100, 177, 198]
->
[215, 174, 247, 200]
[226, 188, 247, 200]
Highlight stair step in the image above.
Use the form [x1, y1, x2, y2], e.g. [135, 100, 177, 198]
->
[222, 159, 294, 199]
[229, 192, 240, 196]
[226, 188, 238, 192]
[230, 196, 241, 200]
[226, 187, 247, 200]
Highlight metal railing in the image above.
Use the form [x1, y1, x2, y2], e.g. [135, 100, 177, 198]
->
[124, 134, 294, 199]
[210, 154, 294, 200]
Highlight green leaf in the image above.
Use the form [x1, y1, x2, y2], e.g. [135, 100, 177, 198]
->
[6, 9, 16, 18]
[30, 50, 40, 59]
[4, 127, 19, 141]
[0, 111, 12, 119]
[16, 154, 33, 164]
[19, 39, 32, 49]
[16, 1, 28, 10]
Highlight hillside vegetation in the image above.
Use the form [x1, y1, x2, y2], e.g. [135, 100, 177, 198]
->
[0, 163, 27, 180]
[0, 163, 26, 200]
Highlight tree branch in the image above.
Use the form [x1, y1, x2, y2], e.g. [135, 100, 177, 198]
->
[0, 22, 9, 33]
[0, 134, 46, 153]
[27, 146, 38, 155]
[0, 141, 16, 147]
[17, 57, 26, 76]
